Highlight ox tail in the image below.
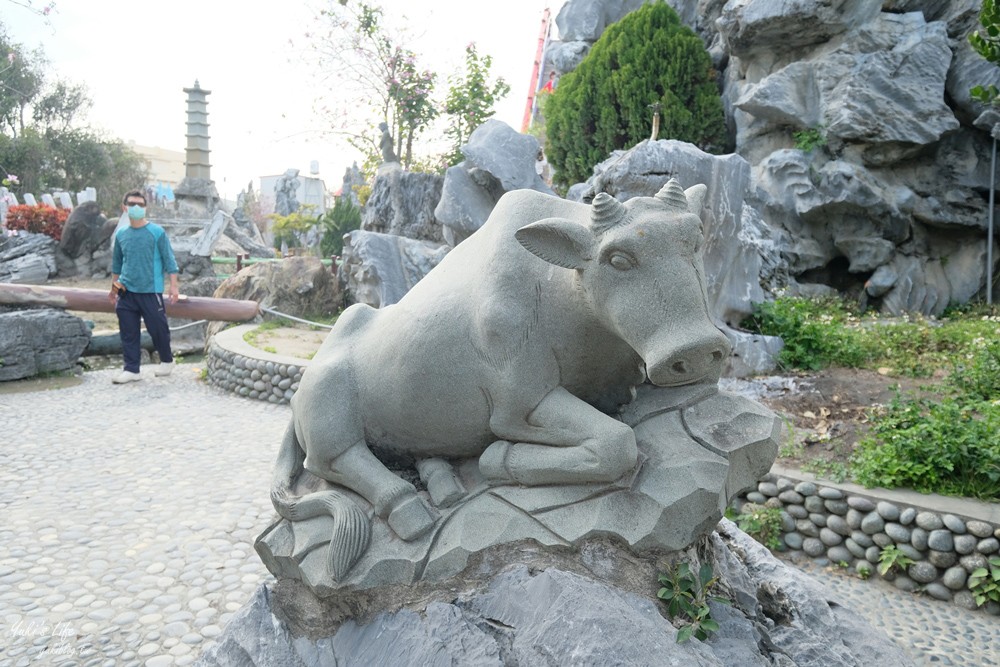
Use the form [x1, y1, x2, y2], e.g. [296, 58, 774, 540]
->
[269, 420, 372, 582]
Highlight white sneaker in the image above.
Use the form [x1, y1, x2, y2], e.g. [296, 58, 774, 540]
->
[112, 370, 142, 384]
[155, 362, 175, 377]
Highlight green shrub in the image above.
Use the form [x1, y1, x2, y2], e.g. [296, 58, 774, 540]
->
[968, 556, 1000, 607]
[657, 562, 730, 643]
[736, 504, 785, 551]
[793, 126, 827, 152]
[850, 394, 1000, 501]
[741, 297, 875, 370]
[877, 545, 914, 578]
[950, 339, 1000, 401]
[743, 296, 1000, 377]
[542, 0, 727, 185]
[318, 196, 362, 258]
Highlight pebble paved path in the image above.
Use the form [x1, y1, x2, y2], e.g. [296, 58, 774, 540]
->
[1, 367, 285, 666]
[1, 367, 997, 666]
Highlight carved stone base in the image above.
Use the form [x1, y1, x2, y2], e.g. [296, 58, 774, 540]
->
[255, 386, 782, 595]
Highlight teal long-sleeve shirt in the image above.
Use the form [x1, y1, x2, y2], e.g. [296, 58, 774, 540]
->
[112, 222, 179, 293]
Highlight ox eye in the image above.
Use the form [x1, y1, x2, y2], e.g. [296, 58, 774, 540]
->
[608, 252, 636, 271]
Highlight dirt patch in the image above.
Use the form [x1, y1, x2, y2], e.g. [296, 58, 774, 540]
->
[758, 367, 946, 471]
[244, 326, 327, 360]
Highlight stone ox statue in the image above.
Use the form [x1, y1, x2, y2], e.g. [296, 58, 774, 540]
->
[263, 180, 776, 590]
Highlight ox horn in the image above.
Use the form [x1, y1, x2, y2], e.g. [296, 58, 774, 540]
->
[591, 192, 628, 233]
[654, 178, 688, 211]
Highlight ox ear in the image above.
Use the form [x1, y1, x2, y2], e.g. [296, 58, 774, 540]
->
[515, 217, 595, 270]
[684, 184, 707, 217]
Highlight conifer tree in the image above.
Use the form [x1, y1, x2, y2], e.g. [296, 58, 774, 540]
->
[543, 1, 727, 186]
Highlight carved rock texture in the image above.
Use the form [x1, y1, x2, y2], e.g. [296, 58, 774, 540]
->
[435, 120, 555, 246]
[255, 387, 781, 595]
[0, 307, 90, 381]
[338, 230, 449, 308]
[210, 522, 910, 666]
[361, 169, 445, 244]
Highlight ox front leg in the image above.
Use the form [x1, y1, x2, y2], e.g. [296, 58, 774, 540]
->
[480, 386, 638, 486]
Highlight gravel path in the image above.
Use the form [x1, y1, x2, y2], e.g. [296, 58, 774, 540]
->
[1, 368, 996, 666]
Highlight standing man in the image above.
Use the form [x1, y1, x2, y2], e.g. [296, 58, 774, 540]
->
[108, 189, 180, 384]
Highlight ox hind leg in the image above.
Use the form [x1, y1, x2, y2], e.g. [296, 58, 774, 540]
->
[297, 365, 439, 541]
[480, 386, 638, 486]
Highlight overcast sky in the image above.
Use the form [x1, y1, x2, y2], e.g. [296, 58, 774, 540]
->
[4, 0, 562, 199]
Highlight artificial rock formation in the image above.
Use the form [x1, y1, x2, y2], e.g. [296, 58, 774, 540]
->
[435, 120, 555, 246]
[338, 230, 449, 308]
[548, 0, 1000, 315]
[0, 307, 90, 381]
[0, 233, 57, 284]
[207, 257, 341, 340]
[360, 169, 445, 244]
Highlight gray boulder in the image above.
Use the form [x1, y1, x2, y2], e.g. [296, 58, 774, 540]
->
[555, 0, 649, 41]
[57, 201, 110, 260]
[205, 521, 910, 666]
[206, 256, 341, 340]
[716, 0, 881, 58]
[339, 230, 449, 308]
[460, 119, 554, 194]
[547, 40, 591, 73]
[947, 37, 1000, 123]
[735, 14, 957, 146]
[361, 169, 445, 244]
[0, 232, 57, 284]
[0, 308, 90, 381]
[436, 120, 554, 245]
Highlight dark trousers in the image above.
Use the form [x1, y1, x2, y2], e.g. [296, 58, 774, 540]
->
[115, 291, 173, 372]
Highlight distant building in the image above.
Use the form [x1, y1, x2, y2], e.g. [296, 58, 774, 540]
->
[129, 142, 185, 189]
[259, 172, 328, 215]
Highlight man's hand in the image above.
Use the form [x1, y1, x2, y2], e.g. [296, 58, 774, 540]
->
[168, 287, 179, 305]
[108, 287, 117, 306]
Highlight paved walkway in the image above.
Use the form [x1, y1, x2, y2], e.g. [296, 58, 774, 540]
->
[0, 368, 996, 666]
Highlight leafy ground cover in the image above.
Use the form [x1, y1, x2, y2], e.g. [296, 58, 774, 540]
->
[745, 297, 1000, 501]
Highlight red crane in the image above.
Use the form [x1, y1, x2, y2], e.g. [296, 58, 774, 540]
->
[521, 7, 553, 133]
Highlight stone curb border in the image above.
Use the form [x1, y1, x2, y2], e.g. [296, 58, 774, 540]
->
[206, 325, 308, 404]
[736, 465, 1000, 616]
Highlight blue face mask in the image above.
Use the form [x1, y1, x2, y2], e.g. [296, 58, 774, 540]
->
[127, 204, 146, 220]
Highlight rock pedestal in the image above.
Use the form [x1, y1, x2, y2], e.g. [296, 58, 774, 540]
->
[202, 521, 911, 666]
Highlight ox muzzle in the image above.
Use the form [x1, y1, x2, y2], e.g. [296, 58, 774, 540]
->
[643, 327, 731, 387]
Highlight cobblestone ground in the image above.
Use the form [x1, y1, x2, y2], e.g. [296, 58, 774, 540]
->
[786, 557, 1000, 667]
[1, 368, 997, 666]
[0, 367, 286, 666]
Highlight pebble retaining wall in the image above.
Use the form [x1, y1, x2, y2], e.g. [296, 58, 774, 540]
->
[735, 471, 1000, 616]
[206, 325, 306, 405]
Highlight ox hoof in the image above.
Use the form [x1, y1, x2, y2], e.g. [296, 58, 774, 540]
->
[387, 494, 439, 541]
[479, 440, 513, 483]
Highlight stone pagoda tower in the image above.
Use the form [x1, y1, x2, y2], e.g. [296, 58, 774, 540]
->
[173, 80, 220, 213]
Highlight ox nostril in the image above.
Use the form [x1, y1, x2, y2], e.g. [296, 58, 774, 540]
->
[672, 360, 688, 375]
[711, 350, 724, 362]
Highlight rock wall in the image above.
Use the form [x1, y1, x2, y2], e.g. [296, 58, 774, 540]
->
[551, 0, 1000, 315]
